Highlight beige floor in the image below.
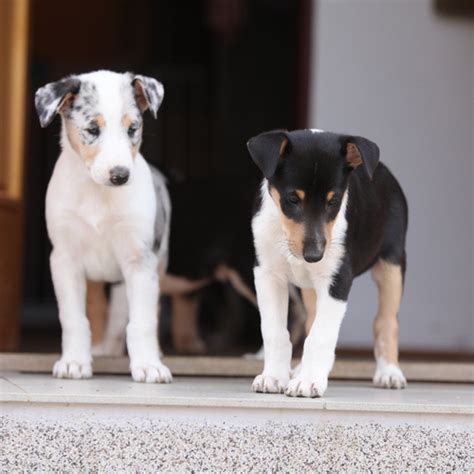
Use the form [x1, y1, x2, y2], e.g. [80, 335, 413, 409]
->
[1, 372, 473, 415]
[2, 353, 473, 382]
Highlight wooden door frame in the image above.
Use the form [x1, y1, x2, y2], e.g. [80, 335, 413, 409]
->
[0, 0, 30, 350]
[0, 0, 29, 201]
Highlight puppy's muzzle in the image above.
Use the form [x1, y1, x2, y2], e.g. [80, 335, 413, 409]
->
[303, 238, 325, 263]
[109, 166, 130, 186]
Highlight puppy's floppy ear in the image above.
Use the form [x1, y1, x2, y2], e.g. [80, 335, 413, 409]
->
[34, 77, 81, 128]
[247, 130, 289, 179]
[132, 75, 164, 118]
[344, 136, 380, 179]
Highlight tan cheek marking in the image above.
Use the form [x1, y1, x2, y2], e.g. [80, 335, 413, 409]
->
[270, 187, 305, 255]
[372, 260, 403, 365]
[324, 218, 336, 244]
[346, 142, 363, 169]
[326, 191, 335, 203]
[295, 189, 305, 201]
[122, 114, 133, 128]
[96, 114, 105, 128]
[65, 121, 100, 167]
[122, 114, 140, 159]
[279, 137, 289, 156]
[82, 146, 100, 166]
[131, 144, 139, 159]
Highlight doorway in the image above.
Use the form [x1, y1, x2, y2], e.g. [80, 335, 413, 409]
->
[17, 0, 304, 353]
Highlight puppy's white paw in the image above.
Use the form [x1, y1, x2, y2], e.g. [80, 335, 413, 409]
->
[285, 374, 327, 398]
[252, 373, 289, 394]
[53, 359, 92, 379]
[373, 363, 407, 389]
[131, 362, 173, 383]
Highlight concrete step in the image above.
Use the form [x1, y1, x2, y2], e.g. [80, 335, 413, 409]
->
[1, 373, 473, 472]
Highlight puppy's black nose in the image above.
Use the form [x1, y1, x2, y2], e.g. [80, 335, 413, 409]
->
[303, 240, 325, 263]
[110, 166, 129, 186]
[303, 250, 323, 263]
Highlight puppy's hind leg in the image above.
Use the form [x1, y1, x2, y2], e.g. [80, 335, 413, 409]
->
[87, 281, 108, 353]
[171, 293, 206, 355]
[93, 282, 128, 356]
[371, 259, 407, 389]
[290, 288, 317, 378]
[302, 288, 317, 337]
[51, 250, 92, 379]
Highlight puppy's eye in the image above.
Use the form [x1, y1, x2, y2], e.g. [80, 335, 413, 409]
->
[327, 196, 339, 207]
[86, 124, 100, 137]
[286, 193, 300, 205]
[128, 124, 139, 137]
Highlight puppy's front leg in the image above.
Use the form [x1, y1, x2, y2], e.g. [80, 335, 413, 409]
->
[286, 287, 346, 397]
[50, 250, 92, 379]
[120, 248, 172, 383]
[252, 266, 291, 393]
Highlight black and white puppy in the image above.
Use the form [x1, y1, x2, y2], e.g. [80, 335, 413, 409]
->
[248, 129, 407, 397]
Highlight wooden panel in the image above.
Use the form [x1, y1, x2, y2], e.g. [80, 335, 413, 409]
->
[0, 0, 30, 350]
[0, 2, 12, 192]
[0, 0, 29, 201]
[0, 353, 472, 383]
[0, 200, 23, 349]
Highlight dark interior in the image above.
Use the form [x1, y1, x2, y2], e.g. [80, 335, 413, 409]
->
[21, 0, 302, 353]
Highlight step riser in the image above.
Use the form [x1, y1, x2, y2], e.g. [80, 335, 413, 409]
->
[2, 404, 472, 472]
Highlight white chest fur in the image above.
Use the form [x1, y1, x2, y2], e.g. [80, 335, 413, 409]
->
[73, 193, 123, 281]
[46, 152, 156, 282]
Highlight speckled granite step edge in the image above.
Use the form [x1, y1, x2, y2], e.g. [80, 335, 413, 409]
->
[1, 411, 472, 473]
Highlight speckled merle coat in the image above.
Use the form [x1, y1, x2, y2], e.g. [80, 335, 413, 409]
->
[35, 70, 172, 384]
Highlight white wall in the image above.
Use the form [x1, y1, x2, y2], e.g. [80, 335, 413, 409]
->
[309, 0, 473, 351]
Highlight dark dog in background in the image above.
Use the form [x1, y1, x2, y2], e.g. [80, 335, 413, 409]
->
[165, 174, 259, 354]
